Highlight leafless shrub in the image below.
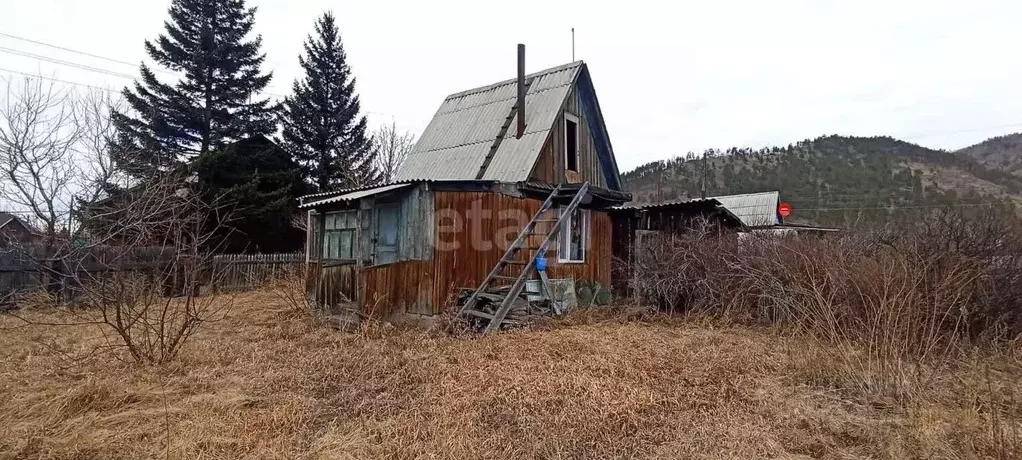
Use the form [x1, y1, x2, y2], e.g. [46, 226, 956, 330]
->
[628, 220, 755, 319]
[81, 174, 236, 363]
[631, 207, 1022, 401]
[5, 173, 239, 364]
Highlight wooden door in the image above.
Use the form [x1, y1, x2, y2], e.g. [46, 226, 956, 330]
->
[374, 203, 400, 265]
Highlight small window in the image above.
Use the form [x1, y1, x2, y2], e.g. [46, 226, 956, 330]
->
[558, 207, 588, 263]
[565, 113, 579, 172]
[323, 210, 357, 260]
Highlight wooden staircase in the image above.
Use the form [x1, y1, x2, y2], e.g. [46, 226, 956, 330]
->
[458, 182, 590, 333]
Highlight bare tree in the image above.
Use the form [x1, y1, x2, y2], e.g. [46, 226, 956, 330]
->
[75, 89, 123, 206]
[0, 76, 83, 247]
[0, 77, 120, 247]
[371, 122, 415, 183]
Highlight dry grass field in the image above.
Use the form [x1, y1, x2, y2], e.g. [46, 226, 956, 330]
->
[1, 290, 1020, 460]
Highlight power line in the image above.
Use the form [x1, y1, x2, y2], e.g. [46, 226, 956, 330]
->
[0, 46, 137, 80]
[0, 32, 418, 116]
[0, 32, 288, 98]
[788, 202, 1005, 212]
[0, 30, 177, 77]
[0, 67, 120, 93]
[0, 61, 286, 99]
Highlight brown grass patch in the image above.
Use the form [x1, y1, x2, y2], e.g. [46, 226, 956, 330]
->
[1, 290, 1020, 459]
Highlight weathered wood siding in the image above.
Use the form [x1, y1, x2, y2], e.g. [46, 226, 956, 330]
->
[308, 184, 434, 316]
[310, 262, 358, 309]
[359, 260, 433, 317]
[357, 183, 435, 263]
[311, 187, 613, 317]
[529, 85, 607, 187]
[430, 191, 612, 313]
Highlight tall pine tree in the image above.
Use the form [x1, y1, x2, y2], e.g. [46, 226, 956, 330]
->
[280, 12, 378, 192]
[110, 0, 277, 179]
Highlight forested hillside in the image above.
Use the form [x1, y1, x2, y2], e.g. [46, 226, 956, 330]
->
[621, 135, 1022, 225]
[956, 133, 1022, 177]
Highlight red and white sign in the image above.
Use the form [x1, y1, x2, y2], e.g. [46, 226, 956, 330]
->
[778, 202, 792, 218]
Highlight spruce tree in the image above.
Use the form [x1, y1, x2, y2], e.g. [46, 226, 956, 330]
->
[110, 0, 277, 179]
[280, 12, 378, 192]
[195, 136, 306, 252]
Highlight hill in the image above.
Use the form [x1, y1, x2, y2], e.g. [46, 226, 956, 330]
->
[956, 132, 1022, 176]
[621, 135, 1022, 226]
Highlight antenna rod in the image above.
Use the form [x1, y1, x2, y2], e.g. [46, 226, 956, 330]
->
[571, 28, 575, 61]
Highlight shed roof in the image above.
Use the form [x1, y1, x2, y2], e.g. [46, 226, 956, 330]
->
[396, 61, 621, 189]
[710, 191, 780, 227]
[299, 183, 412, 209]
[611, 197, 745, 229]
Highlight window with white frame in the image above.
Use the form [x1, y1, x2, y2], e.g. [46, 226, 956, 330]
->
[558, 207, 588, 263]
[564, 113, 579, 172]
[323, 210, 356, 260]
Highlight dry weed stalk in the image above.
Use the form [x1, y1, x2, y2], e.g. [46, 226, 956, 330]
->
[266, 264, 313, 317]
[631, 207, 1022, 402]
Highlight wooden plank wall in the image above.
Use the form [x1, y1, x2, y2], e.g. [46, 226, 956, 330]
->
[529, 85, 607, 188]
[359, 260, 433, 317]
[431, 191, 613, 313]
[312, 188, 613, 318]
[355, 183, 434, 263]
[311, 262, 357, 309]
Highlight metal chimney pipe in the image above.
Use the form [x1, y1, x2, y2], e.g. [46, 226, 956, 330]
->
[516, 44, 526, 139]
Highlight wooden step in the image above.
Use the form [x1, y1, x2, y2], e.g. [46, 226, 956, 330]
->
[463, 309, 523, 326]
[487, 287, 540, 295]
[463, 309, 495, 320]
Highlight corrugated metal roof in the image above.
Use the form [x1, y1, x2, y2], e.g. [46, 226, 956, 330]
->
[396, 62, 582, 183]
[613, 197, 720, 210]
[299, 183, 412, 209]
[710, 191, 780, 227]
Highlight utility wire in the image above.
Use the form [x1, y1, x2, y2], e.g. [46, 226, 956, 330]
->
[0, 46, 137, 80]
[0, 32, 422, 116]
[0, 30, 170, 74]
[0, 66, 120, 93]
[792, 202, 1004, 211]
[0, 32, 287, 97]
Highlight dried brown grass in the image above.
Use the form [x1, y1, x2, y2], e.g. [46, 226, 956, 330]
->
[1, 289, 1020, 459]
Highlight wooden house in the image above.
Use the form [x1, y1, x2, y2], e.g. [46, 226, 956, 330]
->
[0, 212, 42, 247]
[301, 47, 631, 324]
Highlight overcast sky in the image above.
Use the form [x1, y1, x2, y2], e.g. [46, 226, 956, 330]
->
[3, 0, 1022, 172]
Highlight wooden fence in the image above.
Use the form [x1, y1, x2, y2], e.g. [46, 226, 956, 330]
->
[0, 248, 305, 307]
[209, 252, 304, 292]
